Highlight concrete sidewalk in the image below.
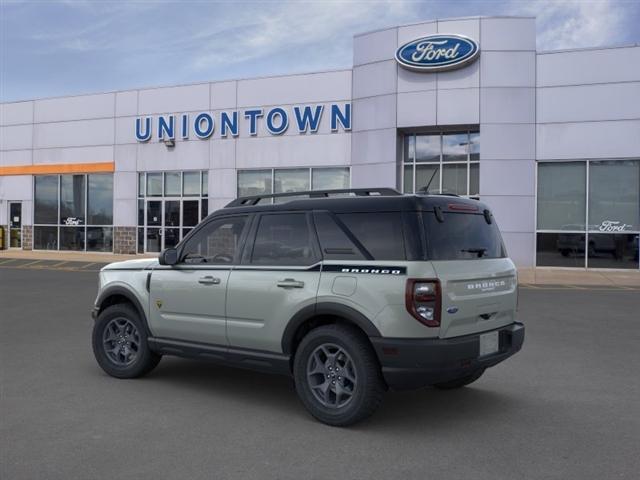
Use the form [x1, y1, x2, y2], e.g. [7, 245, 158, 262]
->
[1, 249, 639, 287]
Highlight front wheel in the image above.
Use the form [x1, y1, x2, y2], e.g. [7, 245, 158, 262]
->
[92, 304, 161, 379]
[293, 324, 384, 427]
[432, 369, 485, 390]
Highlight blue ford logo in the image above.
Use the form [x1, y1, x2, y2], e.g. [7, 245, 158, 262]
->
[395, 34, 480, 72]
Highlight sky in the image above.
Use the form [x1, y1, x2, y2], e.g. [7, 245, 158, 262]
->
[1, 0, 639, 102]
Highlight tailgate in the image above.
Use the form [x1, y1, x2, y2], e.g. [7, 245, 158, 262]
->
[432, 258, 517, 338]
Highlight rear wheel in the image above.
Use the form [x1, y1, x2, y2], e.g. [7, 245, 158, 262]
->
[432, 369, 485, 390]
[293, 324, 384, 427]
[92, 304, 161, 379]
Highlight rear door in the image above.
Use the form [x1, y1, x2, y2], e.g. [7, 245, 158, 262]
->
[226, 212, 321, 353]
[422, 210, 518, 338]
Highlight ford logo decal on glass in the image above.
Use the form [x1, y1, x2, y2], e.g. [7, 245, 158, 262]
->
[395, 34, 480, 72]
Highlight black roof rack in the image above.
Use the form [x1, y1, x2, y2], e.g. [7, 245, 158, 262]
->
[225, 188, 402, 208]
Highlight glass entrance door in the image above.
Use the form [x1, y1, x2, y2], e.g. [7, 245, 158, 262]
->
[9, 202, 22, 248]
[144, 198, 201, 252]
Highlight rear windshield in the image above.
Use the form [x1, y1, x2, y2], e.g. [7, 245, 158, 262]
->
[423, 212, 506, 260]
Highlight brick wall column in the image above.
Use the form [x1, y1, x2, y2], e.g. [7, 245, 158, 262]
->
[113, 226, 137, 254]
[22, 225, 33, 250]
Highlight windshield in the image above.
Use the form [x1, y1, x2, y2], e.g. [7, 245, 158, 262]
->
[423, 212, 506, 260]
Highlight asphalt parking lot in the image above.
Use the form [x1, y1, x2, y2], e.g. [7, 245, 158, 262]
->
[1, 266, 639, 480]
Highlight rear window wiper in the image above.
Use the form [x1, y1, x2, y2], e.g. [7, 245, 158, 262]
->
[461, 248, 487, 258]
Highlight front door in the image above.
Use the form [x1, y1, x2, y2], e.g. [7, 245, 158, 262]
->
[226, 212, 322, 353]
[148, 215, 250, 345]
[9, 202, 22, 248]
[144, 199, 202, 253]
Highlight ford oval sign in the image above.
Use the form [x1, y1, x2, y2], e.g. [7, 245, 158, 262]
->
[395, 34, 480, 72]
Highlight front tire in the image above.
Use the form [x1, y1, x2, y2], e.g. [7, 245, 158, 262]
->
[293, 324, 384, 427]
[432, 369, 485, 390]
[92, 304, 161, 379]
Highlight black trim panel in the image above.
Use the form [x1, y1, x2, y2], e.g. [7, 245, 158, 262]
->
[94, 286, 151, 336]
[148, 337, 291, 376]
[322, 264, 407, 275]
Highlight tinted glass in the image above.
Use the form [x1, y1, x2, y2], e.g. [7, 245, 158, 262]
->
[403, 164, 414, 193]
[138, 173, 145, 197]
[415, 164, 439, 194]
[182, 216, 248, 264]
[201, 199, 209, 220]
[183, 200, 199, 227]
[415, 135, 440, 162]
[442, 133, 468, 162]
[60, 227, 85, 251]
[403, 135, 415, 162]
[164, 228, 180, 248]
[587, 233, 639, 269]
[33, 226, 58, 250]
[238, 170, 272, 197]
[164, 200, 180, 227]
[137, 227, 144, 253]
[146, 173, 162, 196]
[469, 163, 479, 196]
[275, 169, 309, 197]
[251, 214, 315, 265]
[588, 160, 639, 232]
[87, 227, 113, 252]
[164, 172, 181, 196]
[424, 212, 505, 260]
[313, 212, 366, 260]
[146, 201, 161, 226]
[202, 171, 208, 197]
[34, 176, 59, 224]
[537, 162, 586, 231]
[469, 133, 480, 161]
[137, 200, 144, 226]
[537, 232, 585, 267]
[146, 228, 161, 252]
[312, 167, 350, 190]
[442, 163, 467, 195]
[59, 175, 85, 225]
[87, 174, 113, 225]
[183, 172, 201, 196]
[338, 213, 405, 260]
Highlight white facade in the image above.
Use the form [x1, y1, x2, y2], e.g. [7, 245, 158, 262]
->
[1, 16, 639, 269]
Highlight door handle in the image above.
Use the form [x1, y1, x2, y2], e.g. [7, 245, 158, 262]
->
[277, 278, 305, 288]
[198, 276, 221, 285]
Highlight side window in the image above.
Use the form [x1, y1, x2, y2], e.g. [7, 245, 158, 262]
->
[313, 212, 366, 260]
[251, 213, 317, 265]
[337, 212, 406, 260]
[181, 216, 248, 264]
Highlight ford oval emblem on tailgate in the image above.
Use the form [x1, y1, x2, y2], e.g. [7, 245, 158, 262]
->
[447, 306, 459, 314]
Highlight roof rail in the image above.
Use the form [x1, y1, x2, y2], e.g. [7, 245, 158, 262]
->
[225, 188, 402, 207]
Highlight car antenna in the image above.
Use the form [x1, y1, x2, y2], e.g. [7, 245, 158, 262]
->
[418, 166, 439, 194]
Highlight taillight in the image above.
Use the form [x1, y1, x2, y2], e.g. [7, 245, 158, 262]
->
[405, 279, 441, 327]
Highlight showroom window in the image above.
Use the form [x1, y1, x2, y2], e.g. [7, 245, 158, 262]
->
[536, 160, 640, 269]
[402, 131, 479, 196]
[237, 167, 350, 201]
[137, 171, 209, 253]
[33, 174, 114, 252]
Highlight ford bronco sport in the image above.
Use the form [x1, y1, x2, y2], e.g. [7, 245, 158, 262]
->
[91, 188, 524, 426]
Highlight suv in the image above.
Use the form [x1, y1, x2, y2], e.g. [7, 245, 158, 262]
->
[91, 188, 524, 426]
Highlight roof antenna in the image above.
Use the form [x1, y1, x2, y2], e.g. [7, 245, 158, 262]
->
[418, 166, 439, 194]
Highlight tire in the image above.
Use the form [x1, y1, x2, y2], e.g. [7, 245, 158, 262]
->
[293, 324, 384, 427]
[92, 303, 161, 379]
[432, 369, 485, 390]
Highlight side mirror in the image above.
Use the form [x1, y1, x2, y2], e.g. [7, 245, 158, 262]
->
[159, 248, 178, 266]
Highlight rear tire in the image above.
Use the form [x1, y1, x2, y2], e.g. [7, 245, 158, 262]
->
[92, 304, 161, 379]
[293, 324, 384, 427]
[432, 369, 485, 390]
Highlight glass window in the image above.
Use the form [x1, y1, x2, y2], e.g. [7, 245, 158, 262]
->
[275, 168, 309, 194]
[201, 199, 209, 220]
[403, 135, 415, 163]
[415, 164, 439, 194]
[469, 133, 480, 161]
[424, 212, 505, 260]
[337, 213, 405, 260]
[87, 227, 113, 252]
[588, 160, 639, 232]
[87, 174, 113, 225]
[202, 171, 208, 197]
[442, 133, 468, 162]
[146, 173, 162, 197]
[34, 176, 59, 225]
[33, 226, 58, 250]
[183, 172, 201, 196]
[238, 170, 272, 197]
[313, 212, 366, 260]
[251, 213, 316, 265]
[164, 200, 180, 227]
[469, 163, 479, 196]
[164, 172, 181, 196]
[182, 216, 248, 264]
[59, 175, 85, 225]
[138, 173, 145, 197]
[312, 167, 350, 190]
[415, 135, 440, 162]
[138, 200, 144, 226]
[60, 227, 85, 251]
[537, 162, 586, 231]
[587, 233, 639, 269]
[146, 201, 161, 226]
[137, 227, 144, 254]
[403, 165, 414, 193]
[537, 232, 586, 267]
[182, 200, 199, 227]
[442, 164, 467, 195]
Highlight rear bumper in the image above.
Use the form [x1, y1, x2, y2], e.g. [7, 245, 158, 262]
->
[370, 322, 525, 391]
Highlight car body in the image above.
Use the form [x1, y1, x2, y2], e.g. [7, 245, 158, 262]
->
[91, 188, 524, 426]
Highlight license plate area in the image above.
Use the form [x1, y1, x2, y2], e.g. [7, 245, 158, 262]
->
[479, 331, 500, 357]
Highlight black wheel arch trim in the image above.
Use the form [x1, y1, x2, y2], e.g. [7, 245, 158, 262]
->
[281, 302, 382, 355]
[94, 286, 152, 336]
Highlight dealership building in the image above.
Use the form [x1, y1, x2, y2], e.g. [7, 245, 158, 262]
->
[1, 16, 639, 269]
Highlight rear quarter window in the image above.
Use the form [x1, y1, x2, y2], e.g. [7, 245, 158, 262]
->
[336, 212, 406, 260]
[423, 212, 506, 260]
